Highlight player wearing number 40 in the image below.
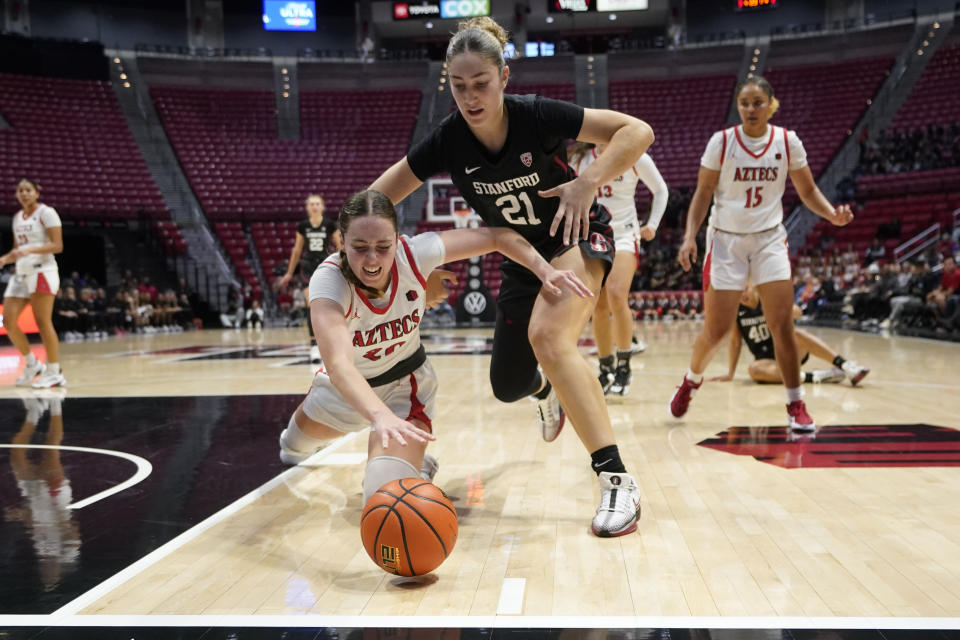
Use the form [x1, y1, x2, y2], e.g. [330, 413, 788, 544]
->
[369, 16, 655, 537]
[669, 75, 854, 433]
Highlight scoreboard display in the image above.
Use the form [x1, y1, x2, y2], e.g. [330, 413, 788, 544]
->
[737, 0, 777, 10]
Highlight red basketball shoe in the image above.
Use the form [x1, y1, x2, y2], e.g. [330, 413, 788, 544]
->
[669, 375, 701, 418]
[786, 400, 816, 432]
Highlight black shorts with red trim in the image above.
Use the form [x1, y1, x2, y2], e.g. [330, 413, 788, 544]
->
[497, 202, 615, 304]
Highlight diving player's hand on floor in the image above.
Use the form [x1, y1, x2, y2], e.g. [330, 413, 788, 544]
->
[372, 413, 435, 449]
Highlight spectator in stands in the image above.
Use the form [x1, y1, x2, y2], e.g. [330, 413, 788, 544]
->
[852, 262, 896, 326]
[569, 141, 668, 396]
[795, 275, 820, 313]
[53, 287, 82, 342]
[927, 255, 960, 317]
[936, 232, 958, 260]
[0, 178, 67, 388]
[369, 16, 654, 537]
[863, 237, 886, 267]
[670, 75, 853, 432]
[138, 275, 159, 303]
[277, 194, 342, 364]
[244, 298, 264, 330]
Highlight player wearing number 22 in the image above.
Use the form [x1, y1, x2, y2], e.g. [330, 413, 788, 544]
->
[371, 16, 655, 537]
[669, 76, 854, 431]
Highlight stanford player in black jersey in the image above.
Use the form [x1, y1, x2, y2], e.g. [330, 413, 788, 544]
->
[370, 16, 654, 537]
[709, 286, 870, 386]
[279, 194, 342, 363]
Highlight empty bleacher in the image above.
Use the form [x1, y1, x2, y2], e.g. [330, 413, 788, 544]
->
[0, 73, 166, 219]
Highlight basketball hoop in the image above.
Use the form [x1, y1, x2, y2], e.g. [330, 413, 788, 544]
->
[453, 207, 472, 229]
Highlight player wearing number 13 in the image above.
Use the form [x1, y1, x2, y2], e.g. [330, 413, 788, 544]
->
[371, 17, 655, 536]
[669, 76, 853, 431]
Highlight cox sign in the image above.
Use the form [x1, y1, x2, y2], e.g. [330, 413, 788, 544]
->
[440, 0, 490, 18]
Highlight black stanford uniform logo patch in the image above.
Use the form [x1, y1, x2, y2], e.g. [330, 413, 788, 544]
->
[698, 424, 960, 469]
[406, 290, 418, 301]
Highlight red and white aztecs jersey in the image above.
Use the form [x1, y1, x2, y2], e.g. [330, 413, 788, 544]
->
[701, 125, 807, 234]
[573, 150, 668, 229]
[308, 233, 445, 380]
[12, 204, 61, 274]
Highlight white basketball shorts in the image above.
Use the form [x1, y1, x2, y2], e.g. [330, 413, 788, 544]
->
[611, 220, 640, 255]
[302, 359, 438, 434]
[3, 269, 60, 299]
[703, 224, 791, 291]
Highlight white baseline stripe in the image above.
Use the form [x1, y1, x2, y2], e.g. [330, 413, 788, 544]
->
[496, 578, 526, 614]
[0, 445, 152, 510]
[1, 614, 960, 629]
[49, 430, 361, 619]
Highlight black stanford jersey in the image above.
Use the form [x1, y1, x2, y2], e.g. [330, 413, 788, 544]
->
[297, 217, 338, 272]
[408, 94, 607, 267]
[736, 302, 775, 360]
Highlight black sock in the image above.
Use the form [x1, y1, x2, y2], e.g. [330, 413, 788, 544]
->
[533, 377, 552, 400]
[804, 371, 814, 383]
[591, 444, 627, 475]
[598, 355, 614, 371]
[832, 355, 846, 368]
[616, 350, 632, 368]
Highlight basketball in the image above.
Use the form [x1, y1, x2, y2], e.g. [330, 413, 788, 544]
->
[360, 478, 458, 577]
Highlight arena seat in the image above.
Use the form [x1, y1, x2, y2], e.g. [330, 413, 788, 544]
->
[0, 73, 167, 219]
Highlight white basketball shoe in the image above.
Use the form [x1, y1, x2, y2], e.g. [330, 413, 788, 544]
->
[591, 471, 641, 537]
[32, 371, 66, 389]
[534, 385, 565, 442]
[16, 360, 45, 387]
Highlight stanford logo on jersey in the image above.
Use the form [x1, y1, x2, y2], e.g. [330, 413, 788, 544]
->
[589, 232, 608, 253]
[520, 152, 532, 168]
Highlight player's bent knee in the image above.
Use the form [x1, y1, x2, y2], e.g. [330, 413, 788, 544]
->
[363, 456, 420, 504]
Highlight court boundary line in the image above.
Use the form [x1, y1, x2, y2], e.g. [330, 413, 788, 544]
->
[48, 430, 362, 619]
[0, 444, 152, 510]
[1, 614, 960, 629]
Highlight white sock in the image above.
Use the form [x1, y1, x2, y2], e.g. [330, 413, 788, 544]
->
[25, 352, 38, 366]
[686, 368, 703, 385]
[50, 400, 62, 417]
[786, 386, 803, 403]
[47, 363, 60, 376]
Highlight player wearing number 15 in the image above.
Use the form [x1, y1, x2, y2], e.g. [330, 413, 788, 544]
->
[370, 16, 654, 537]
[669, 76, 853, 432]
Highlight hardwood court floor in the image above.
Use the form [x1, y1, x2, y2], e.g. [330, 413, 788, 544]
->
[3, 322, 960, 623]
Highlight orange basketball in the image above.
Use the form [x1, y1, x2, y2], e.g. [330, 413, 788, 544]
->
[360, 478, 458, 577]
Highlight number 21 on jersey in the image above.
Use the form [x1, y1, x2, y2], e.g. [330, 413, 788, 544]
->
[495, 192, 541, 226]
